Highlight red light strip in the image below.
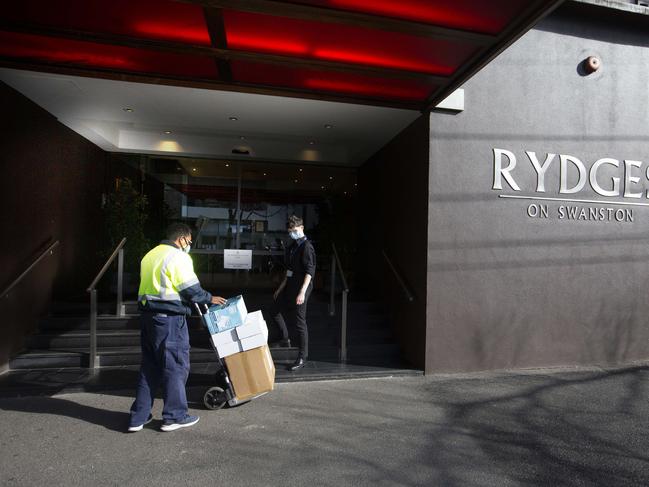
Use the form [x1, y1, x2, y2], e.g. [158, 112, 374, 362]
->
[131, 21, 211, 45]
[304, 77, 428, 100]
[312, 48, 453, 75]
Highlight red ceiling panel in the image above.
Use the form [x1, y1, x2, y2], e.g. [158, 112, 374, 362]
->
[223, 10, 478, 75]
[3, 0, 211, 45]
[290, 0, 532, 35]
[231, 59, 433, 101]
[0, 32, 219, 79]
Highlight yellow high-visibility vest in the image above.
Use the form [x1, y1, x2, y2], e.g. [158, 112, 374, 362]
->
[138, 244, 200, 306]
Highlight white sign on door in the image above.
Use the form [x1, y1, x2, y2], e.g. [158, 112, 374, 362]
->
[224, 249, 252, 270]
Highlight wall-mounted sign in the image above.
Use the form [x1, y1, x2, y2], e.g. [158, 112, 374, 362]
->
[491, 148, 649, 223]
[224, 249, 252, 269]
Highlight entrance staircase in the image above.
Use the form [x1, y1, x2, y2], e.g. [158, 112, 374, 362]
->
[9, 292, 406, 372]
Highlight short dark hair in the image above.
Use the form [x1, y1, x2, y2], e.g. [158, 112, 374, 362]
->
[287, 215, 303, 229]
[166, 222, 192, 241]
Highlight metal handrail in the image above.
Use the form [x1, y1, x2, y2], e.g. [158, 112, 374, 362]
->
[87, 238, 127, 292]
[86, 237, 126, 369]
[1, 240, 60, 299]
[329, 243, 350, 362]
[332, 244, 349, 292]
[382, 250, 414, 302]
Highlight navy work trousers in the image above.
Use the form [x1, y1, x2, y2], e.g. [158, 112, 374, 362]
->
[129, 313, 190, 426]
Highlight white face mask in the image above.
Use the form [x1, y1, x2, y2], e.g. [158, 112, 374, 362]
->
[181, 237, 192, 253]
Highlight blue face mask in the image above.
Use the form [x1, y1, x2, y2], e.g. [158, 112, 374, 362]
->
[289, 229, 304, 240]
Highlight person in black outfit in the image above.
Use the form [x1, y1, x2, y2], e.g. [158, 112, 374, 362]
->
[268, 215, 316, 371]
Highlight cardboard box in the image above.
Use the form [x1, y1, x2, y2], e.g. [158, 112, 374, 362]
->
[235, 311, 268, 340]
[212, 340, 242, 358]
[210, 328, 237, 346]
[208, 309, 268, 358]
[239, 333, 267, 351]
[224, 345, 275, 401]
[204, 295, 248, 333]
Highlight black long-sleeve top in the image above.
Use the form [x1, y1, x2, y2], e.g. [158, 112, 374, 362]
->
[286, 237, 316, 283]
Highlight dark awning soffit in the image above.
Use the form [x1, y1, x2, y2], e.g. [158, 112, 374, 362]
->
[0, 0, 564, 111]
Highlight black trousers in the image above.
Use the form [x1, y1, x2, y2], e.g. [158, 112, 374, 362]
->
[268, 284, 312, 358]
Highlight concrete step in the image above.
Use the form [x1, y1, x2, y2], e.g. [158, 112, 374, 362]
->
[49, 301, 140, 316]
[9, 346, 301, 370]
[9, 339, 399, 370]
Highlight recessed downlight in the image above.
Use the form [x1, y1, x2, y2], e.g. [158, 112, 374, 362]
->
[164, 130, 172, 134]
[240, 136, 246, 140]
[123, 107, 134, 112]
[324, 124, 333, 129]
[192, 168, 197, 172]
[229, 116, 238, 121]
[308, 140, 316, 145]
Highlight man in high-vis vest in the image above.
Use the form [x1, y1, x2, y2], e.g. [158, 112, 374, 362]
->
[128, 223, 226, 433]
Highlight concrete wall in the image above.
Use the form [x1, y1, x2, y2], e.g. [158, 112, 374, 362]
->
[426, 4, 649, 372]
[358, 116, 429, 370]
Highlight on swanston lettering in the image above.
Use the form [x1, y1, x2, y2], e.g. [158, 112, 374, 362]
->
[493, 148, 648, 198]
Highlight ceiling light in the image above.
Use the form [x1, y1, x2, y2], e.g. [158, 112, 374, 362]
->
[329, 176, 334, 180]
[263, 173, 267, 176]
[225, 163, 230, 167]
[294, 179, 298, 183]
[192, 168, 197, 172]
[123, 107, 133, 112]
[164, 130, 172, 134]
[324, 124, 333, 129]
[321, 186, 325, 189]
[308, 140, 316, 145]
[299, 168, 303, 172]
[229, 116, 238, 121]
[240, 136, 246, 140]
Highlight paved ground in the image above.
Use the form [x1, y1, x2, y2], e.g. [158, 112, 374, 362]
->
[2, 364, 649, 486]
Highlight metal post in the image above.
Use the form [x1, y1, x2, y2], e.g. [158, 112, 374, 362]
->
[89, 289, 98, 369]
[340, 289, 348, 363]
[116, 248, 124, 317]
[236, 163, 242, 250]
[329, 254, 336, 316]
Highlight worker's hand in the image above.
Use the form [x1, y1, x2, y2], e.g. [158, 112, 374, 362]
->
[296, 292, 306, 305]
[211, 296, 227, 305]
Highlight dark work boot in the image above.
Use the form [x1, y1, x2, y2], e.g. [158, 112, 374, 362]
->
[288, 357, 305, 371]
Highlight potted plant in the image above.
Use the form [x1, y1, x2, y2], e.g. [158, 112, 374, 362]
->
[103, 177, 151, 295]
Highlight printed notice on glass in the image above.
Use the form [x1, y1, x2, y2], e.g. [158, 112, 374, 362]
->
[224, 249, 252, 270]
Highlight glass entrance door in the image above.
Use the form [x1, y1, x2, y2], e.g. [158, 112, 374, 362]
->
[152, 156, 356, 294]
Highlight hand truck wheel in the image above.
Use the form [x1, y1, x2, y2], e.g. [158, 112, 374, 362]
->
[204, 386, 227, 410]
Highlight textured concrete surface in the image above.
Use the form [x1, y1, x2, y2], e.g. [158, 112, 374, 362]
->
[1, 364, 649, 486]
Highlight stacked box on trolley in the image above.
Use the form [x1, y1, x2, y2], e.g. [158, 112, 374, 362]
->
[203, 296, 275, 401]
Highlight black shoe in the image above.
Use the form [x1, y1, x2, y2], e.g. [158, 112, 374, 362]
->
[270, 339, 291, 348]
[288, 357, 306, 371]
